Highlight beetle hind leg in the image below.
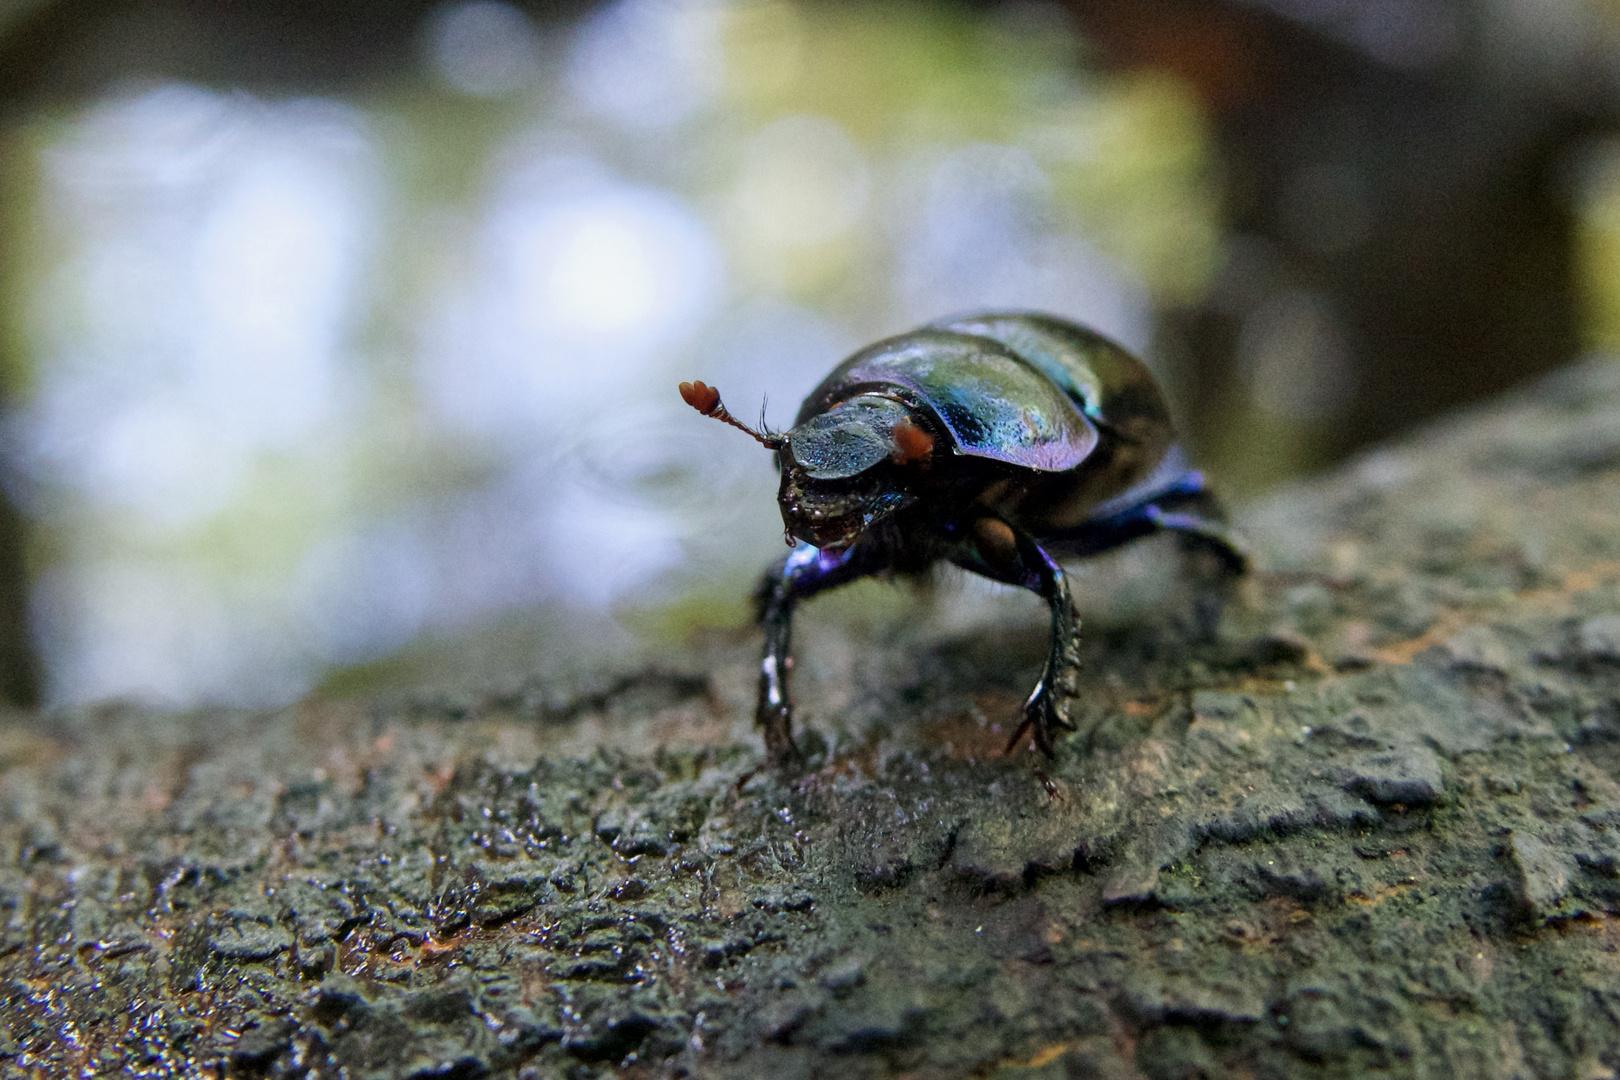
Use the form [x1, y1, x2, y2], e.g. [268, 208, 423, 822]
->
[1148, 503, 1248, 640]
[1051, 471, 1248, 641]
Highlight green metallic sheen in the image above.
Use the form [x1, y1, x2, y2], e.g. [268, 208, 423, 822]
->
[931, 312, 1172, 455]
[795, 329, 1101, 473]
[928, 312, 1176, 533]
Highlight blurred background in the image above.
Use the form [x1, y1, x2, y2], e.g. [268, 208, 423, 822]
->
[0, 0, 1617, 710]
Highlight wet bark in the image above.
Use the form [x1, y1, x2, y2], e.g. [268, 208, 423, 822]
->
[5, 359, 1620, 1077]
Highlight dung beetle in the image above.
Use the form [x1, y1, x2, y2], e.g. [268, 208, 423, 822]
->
[681, 311, 1246, 766]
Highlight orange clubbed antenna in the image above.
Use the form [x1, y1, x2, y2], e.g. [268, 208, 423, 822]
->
[678, 380, 784, 450]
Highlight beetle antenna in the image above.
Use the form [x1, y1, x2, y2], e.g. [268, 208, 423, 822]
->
[757, 395, 782, 443]
[678, 380, 785, 450]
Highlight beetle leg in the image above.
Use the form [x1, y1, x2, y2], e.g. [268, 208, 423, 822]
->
[1131, 504, 1242, 633]
[949, 517, 1081, 757]
[1051, 474, 1249, 640]
[1053, 471, 1247, 570]
[755, 540, 885, 767]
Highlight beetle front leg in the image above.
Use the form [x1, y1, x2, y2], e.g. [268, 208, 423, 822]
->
[755, 541, 883, 767]
[950, 518, 1081, 757]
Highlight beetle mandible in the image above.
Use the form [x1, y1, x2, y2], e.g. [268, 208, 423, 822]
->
[680, 311, 1247, 766]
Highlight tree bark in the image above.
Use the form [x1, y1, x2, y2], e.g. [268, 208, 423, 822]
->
[5, 359, 1620, 1077]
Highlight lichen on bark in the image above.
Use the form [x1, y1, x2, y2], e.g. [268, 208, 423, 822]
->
[5, 360, 1620, 1078]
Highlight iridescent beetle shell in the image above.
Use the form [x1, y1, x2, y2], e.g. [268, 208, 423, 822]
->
[679, 311, 1244, 766]
[795, 329, 1101, 473]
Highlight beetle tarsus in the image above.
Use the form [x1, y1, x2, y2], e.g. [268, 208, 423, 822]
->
[1024, 612, 1084, 757]
[1181, 537, 1245, 641]
[1007, 670, 1079, 757]
[757, 613, 803, 769]
[1148, 500, 1248, 642]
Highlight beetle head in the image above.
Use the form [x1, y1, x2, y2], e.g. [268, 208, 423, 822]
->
[680, 381, 938, 552]
[776, 395, 935, 551]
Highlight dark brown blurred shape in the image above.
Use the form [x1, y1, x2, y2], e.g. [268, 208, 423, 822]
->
[0, 0, 587, 105]
[1066, 0, 1605, 477]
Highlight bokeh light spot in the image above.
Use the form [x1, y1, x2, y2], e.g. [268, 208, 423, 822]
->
[424, 0, 543, 97]
[734, 114, 869, 247]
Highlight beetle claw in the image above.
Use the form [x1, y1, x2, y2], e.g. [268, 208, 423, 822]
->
[757, 702, 804, 770]
[1004, 718, 1034, 755]
[1007, 677, 1073, 758]
[1008, 642, 1083, 758]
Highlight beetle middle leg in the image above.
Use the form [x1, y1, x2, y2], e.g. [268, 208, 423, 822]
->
[755, 540, 885, 767]
[949, 516, 1081, 757]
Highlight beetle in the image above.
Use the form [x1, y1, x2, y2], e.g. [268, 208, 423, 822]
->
[680, 311, 1246, 766]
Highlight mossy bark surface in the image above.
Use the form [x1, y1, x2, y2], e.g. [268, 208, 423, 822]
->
[7, 361, 1620, 1078]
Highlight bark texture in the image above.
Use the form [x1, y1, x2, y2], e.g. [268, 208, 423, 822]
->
[6, 360, 1620, 1078]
